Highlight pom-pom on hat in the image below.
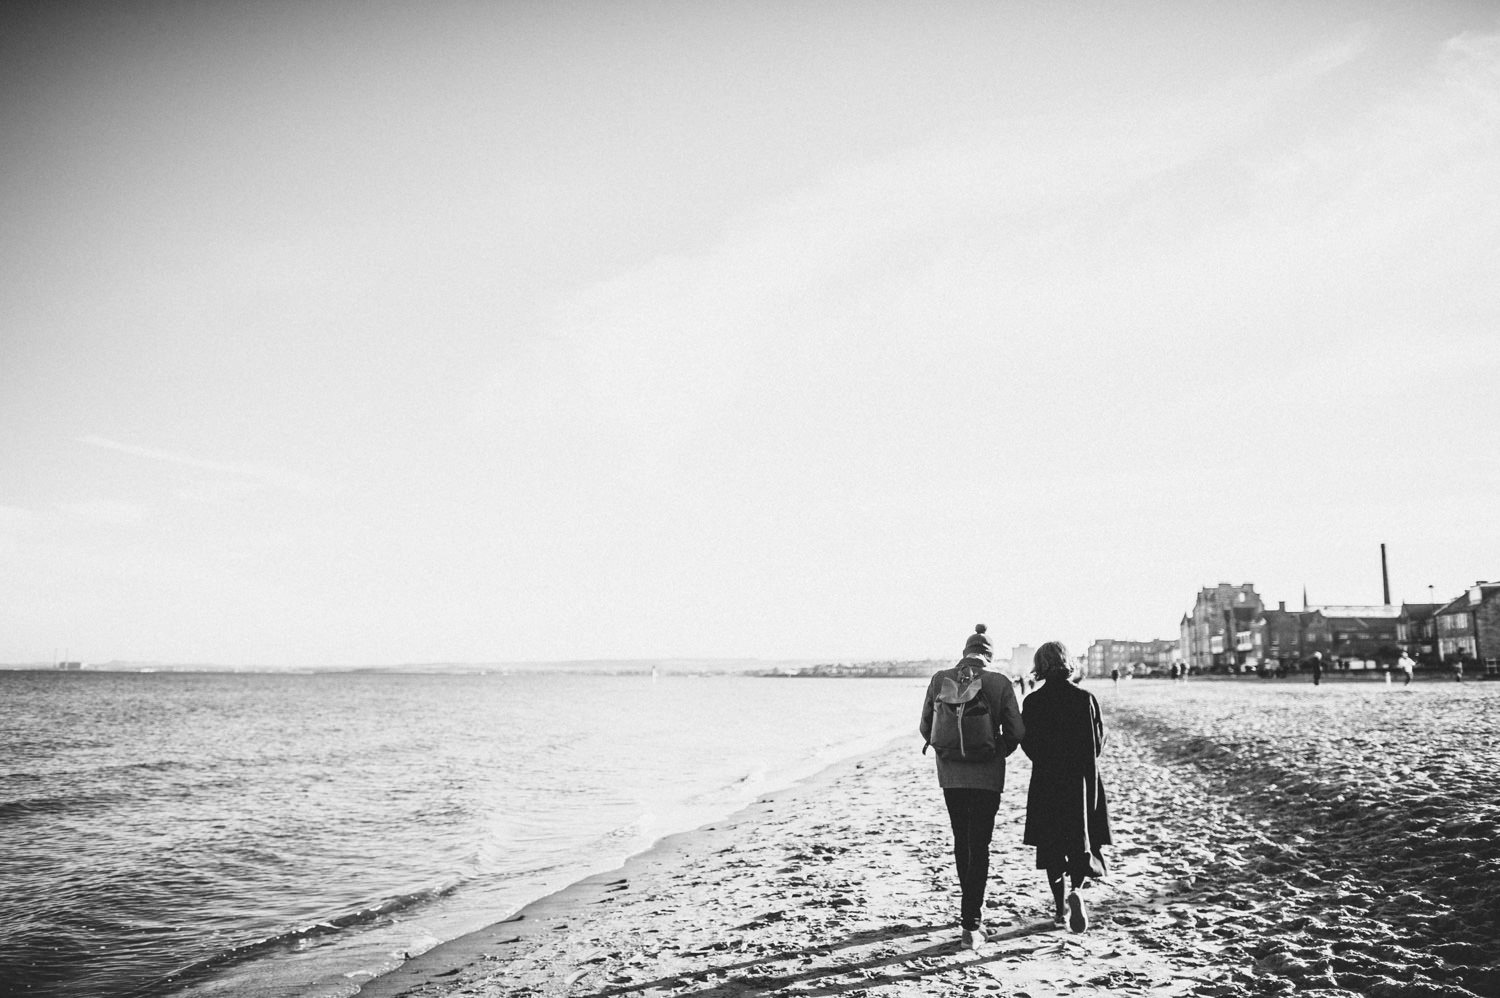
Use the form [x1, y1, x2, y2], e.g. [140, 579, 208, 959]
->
[963, 623, 993, 660]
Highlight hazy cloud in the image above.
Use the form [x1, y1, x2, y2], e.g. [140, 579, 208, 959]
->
[77, 435, 325, 495]
[57, 500, 147, 525]
[1297, 28, 1371, 77]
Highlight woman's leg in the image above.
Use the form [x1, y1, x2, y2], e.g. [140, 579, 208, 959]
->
[1045, 866, 1066, 925]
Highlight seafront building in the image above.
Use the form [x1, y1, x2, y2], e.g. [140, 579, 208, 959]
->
[1180, 583, 1263, 673]
[1398, 602, 1444, 666]
[1085, 638, 1179, 678]
[1251, 602, 1304, 667]
[1181, 574, 1498, 676]
[1193, 595, 1400, 673]
[1298, 605, 1402, 668]
[1433, 582, 1500, 676]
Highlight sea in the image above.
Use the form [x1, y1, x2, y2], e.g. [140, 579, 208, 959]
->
[0, 668, 926, 998]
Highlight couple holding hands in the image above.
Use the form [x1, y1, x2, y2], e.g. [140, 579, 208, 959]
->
[920, 625, 1111, 948]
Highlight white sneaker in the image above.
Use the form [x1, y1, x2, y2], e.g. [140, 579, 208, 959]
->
[1067, 891, 1089, 932]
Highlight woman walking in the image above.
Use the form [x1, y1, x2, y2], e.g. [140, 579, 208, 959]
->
[919, 624, 1025, 948]
[1022, 641, 1111, 932]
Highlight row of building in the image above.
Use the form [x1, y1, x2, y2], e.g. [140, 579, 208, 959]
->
[1084, 638, 1178, 678]
[1182, 580, 1500, 674]
[1087, 578, 1500, 679]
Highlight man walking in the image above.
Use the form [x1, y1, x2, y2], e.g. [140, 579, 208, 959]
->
[920, 624, 1025, 950]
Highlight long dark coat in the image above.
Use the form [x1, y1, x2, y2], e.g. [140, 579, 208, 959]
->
[1021, 678, 1111, 878]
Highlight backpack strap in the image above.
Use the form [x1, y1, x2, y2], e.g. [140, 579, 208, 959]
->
[960, 664, 998, 736]
[923, 666, 968, 754]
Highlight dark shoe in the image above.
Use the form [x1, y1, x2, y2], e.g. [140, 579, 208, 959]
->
[1067, 891, 1089, 932]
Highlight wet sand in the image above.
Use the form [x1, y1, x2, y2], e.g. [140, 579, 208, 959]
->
[357, 679, 1500, 998]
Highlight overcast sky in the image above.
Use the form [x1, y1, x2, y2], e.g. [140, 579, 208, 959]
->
[2, 1, 1497, 666]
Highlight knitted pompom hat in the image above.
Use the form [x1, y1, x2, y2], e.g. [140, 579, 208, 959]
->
[962, 623, 992, 660]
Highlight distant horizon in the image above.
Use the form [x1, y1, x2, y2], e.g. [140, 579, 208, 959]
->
[8, 574, 1487, 670]
[12, 581, 1479, 671]
[1, 654, 940, 673]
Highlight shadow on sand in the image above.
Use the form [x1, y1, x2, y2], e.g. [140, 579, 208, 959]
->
[575, 919, 1060, 998]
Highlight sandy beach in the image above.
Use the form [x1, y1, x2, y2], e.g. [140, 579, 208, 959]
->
[356, 679, 1500, 998]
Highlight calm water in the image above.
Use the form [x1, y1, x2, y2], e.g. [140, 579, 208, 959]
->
[0, 669, 922, 998]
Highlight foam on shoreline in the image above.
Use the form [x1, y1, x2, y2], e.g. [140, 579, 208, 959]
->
[355, 733, 912, 997]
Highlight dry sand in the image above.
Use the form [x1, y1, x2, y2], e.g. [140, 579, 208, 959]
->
[357, 679, 1499, 998]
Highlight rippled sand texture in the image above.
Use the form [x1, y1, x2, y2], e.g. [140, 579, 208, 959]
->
[1107, 680, 1500, 998]
[358, 680, 1500, 998]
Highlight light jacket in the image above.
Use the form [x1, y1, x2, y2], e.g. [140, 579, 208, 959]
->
[919, 657, 1025, 792]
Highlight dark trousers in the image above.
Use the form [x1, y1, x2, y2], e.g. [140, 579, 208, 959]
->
[943, 788, 1001, 929]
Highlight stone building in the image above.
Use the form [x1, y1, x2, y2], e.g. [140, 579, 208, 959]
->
[1086, 638, 1180, 678]
[1250, 602, 1307, 670]
[1180, 583, 1263, 672]
[1397, 602, 1443, 668]
[1434, 581, 1500, 675]
[1300, 605, 1402, 668]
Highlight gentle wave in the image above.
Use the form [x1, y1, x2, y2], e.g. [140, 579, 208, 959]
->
[0, 792, 120, 819]
[121, 884, 464, 998]
[1, 670, 924, 998]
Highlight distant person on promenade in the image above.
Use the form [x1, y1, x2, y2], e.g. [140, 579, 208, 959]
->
[1454, 659, 1464, 683]
[1022, 642, 1111, 933]
[1398, 653, 1415, 687]
[919, 624, 1025, 949]
[1309, 652, 1323, 686]
[1110, 666, 1119, 688]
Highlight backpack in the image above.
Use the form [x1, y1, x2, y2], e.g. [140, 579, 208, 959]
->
[923, 662, 998, 762]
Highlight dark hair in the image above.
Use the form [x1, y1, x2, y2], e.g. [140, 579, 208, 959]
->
[1032, 641, 1072, 682]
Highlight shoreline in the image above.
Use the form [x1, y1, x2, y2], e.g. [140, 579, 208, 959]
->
[357, 681, 1500, 998]
[355, 733, 912, 998]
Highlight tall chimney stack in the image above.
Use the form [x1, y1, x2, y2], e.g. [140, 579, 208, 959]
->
[1381, 543, 1391, 605]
